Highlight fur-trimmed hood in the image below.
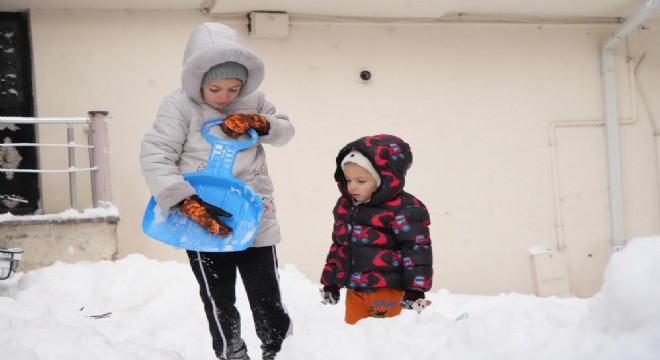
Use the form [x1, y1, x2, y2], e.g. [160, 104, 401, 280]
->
[181, 23, 264, 104]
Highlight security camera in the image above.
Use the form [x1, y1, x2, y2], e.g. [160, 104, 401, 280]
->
[360, 70, 371, 81]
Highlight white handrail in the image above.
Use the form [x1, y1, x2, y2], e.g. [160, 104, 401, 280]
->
[0, 111, 112, 211]
[0, 116, 89, 124]
[0, 167, 98, 173]
[0, 143, 94, 148]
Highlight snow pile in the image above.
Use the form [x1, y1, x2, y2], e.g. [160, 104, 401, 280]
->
[0, 236, 658, 360]
[588, 235, 660, 334]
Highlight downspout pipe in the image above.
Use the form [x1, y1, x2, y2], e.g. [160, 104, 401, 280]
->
[601, 0, 660, 252]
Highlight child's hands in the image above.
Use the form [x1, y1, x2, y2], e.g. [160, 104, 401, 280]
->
[179, 195, 233, 236]
[320, 285, 340, 305]
[220, 114, 270, 138]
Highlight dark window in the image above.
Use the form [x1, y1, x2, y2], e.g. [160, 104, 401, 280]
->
[0, 12, 38, 214]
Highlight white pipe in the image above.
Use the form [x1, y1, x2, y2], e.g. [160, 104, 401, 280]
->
[633, 53, 660, 229]
[548, 120, 604, 251]
[548, 55, 639, 252]
[211, 13, 624, 28]
[601, 0, 660, 252]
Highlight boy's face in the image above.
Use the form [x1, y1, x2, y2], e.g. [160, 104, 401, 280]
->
[343, 162, 379, 203]
[201, 78, 243, 109]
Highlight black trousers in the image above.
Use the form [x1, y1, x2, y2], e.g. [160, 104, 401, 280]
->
[187, 246, 292, 360]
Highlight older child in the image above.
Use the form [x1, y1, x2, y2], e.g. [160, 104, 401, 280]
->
[320, 134, 433, 324]
[140, 23, 293, 360]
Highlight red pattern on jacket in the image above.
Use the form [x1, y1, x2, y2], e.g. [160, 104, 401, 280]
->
[321, 135, 433, 292]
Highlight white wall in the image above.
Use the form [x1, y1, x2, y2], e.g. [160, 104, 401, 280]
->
[27, 9, 660, 297]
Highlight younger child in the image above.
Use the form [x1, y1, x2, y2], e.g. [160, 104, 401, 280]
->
[320, 134, 433, 324]
[140, 23, 293, 360]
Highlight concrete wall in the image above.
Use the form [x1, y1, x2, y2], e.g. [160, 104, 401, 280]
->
[22, 9, 660, 297]
[0, 217, 119, 272]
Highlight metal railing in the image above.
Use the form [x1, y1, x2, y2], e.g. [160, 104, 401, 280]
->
[0, 111, 112, 210]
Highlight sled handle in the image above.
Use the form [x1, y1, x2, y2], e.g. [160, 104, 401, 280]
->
[201, 118, 259, 177]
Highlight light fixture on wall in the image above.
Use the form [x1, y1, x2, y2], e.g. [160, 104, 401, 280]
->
[360, 70, 372, 81]
[247, 11, 290, 38]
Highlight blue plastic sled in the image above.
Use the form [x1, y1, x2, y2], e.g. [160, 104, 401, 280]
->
[142, 119, 263, 252]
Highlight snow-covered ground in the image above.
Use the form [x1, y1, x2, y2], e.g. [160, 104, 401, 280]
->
[1, 235, 659, 360]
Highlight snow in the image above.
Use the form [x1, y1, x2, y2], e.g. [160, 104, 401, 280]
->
[0, 205, 119, 223]
[1, 236, 659, 360]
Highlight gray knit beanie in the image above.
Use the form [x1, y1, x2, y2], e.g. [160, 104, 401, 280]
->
[201, 61, 248, 87]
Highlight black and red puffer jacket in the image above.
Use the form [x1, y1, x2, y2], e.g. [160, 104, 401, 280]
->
[321, 134, 433, 292]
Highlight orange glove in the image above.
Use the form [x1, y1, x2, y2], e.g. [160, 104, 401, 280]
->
[220, 114, 270, 138]
[179, 195, 233, 236]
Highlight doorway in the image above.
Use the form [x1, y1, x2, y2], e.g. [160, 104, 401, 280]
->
[0, 12, 38, 215]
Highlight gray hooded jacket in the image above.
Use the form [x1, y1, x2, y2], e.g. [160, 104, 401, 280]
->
[140, 23, 294, 247]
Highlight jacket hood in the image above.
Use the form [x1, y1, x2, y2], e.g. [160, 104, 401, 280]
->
[335, 134, 413, 204]
[181, 23, 264, 104]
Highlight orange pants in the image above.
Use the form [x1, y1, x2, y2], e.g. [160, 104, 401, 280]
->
[344, 288, 403, 325]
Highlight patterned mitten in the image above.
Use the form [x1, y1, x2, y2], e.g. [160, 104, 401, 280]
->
[220, 114, 270, 138]
[400, 289, 425, 309]
[320, 285, 341, 305]
[179, 195, 233, 236]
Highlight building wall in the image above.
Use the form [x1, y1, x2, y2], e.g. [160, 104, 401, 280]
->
[26, 9, 660, 296]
